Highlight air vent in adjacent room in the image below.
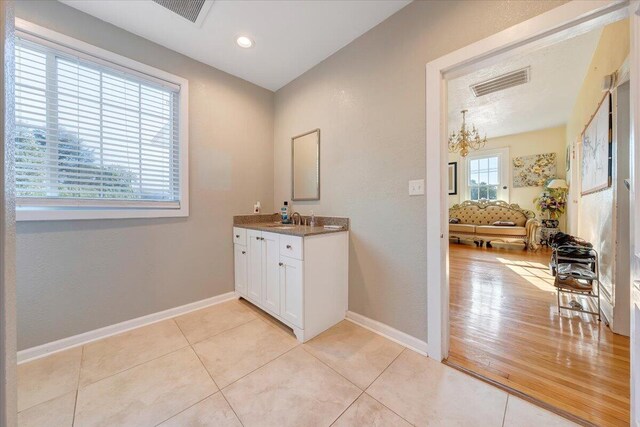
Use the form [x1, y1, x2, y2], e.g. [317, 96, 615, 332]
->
[470, 67, 530, 97]
[152, 0, 210, 24]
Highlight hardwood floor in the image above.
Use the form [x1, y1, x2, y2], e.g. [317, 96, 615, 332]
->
[448, 242, 630, 427]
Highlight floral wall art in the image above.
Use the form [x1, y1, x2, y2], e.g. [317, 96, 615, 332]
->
[512, 153, 557, 188]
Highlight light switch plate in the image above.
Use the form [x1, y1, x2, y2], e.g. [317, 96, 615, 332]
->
[409, 179, 425, 196]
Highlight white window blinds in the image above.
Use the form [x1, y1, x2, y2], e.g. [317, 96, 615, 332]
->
[15, 36, 181, 208]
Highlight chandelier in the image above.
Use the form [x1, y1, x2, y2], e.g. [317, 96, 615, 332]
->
[448, 109, 487, 157]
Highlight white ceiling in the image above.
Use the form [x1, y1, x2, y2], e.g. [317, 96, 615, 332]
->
[60, 0, 411, 91]
[447, 28, 602, 139]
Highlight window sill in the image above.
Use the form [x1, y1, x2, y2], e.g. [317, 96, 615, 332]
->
[16, 206, 189, 221]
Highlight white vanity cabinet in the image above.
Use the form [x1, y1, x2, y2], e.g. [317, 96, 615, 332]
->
[233, 225, 348, 342]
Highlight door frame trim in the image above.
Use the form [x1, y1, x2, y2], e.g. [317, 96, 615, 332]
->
[0, 1, 15, 425]
[425, 0, 632, 361]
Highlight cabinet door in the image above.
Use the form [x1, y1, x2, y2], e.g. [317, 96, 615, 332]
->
[234, 244, 248, 297]
[247, 229, 263, 303]
[280, 255, 303, 328]
[262, 232, 281, 315]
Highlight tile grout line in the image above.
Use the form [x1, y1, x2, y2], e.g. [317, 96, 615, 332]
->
[71, 305, 259, 390]
[21, 301, 288, 425]
[27, 302, 424, 426]
[363, 392, 417, 427]
[365, 347, 405, 390]
[74, 318, 193, 393]
[76, 343, 193, 390]
[220, 344, 302, 391]
[328, 390, 364, 427]
[165, 317, 248, 426]
[362, 348, 417, 427]
[218, 390, 245, 427]
[299, 346, 364, 392]
[183, 316, 259, 346]
[502, 394, 510, 427]
[186, 312, 301, 391]
[188, 328, 247, 427]
[71, 345, 84, 427]
[302, 343, 412, 426]
[216, 344, 306, 425]
[151, 391, 218, 427]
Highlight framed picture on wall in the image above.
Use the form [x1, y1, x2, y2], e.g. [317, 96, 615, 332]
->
[448, 162, 457, 195]
[581, 93, 612, 195]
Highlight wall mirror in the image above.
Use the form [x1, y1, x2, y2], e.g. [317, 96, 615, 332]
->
[292, 129, 320, 201]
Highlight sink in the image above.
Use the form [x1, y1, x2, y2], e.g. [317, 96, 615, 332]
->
[265, 224, 297, 229]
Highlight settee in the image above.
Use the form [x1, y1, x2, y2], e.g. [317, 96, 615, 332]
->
[449, 200, 540, 249]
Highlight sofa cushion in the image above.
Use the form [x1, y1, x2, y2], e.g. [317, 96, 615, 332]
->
[449, 224, 476, 233]
[476, 225, 527, 237]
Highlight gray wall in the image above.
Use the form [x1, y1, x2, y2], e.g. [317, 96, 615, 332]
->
[1, 0, 17, 424]
[15, 0, 275, 350]
[273, 0, 566, 342]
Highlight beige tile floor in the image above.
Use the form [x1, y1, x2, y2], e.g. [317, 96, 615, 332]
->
[17, 299, 578, 427]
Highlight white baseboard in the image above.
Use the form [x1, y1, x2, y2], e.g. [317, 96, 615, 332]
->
[18, 291, 237, 364]
[345, 311, 429, 356]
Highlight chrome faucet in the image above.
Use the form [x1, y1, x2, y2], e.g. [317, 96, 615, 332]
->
[291, 212, 302, 226]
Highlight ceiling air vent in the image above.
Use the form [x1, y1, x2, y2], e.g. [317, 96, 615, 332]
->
[152, 0, 212, 25]
[470, 67, 530, 97]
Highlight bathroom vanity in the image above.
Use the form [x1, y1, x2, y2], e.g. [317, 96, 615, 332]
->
[233, 214, 349, 342]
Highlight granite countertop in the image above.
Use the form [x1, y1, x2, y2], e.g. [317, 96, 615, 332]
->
[236, 222, 346, 237]
[234, 214, 349, 237]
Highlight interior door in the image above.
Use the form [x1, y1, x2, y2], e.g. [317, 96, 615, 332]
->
[629, 2, 640, 424]
[261, 231, 281, 315]
[247, 229, 262, 303]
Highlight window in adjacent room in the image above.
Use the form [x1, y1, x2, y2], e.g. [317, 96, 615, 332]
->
[465, 147, 509, 202]
[14, 21, 189, 220]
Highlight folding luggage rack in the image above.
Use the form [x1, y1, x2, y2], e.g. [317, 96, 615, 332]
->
[550, 244, 601, 321]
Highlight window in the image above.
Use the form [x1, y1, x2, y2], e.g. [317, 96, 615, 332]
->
[465, 148, 509, 202]
[468, 156, 499, 201]
[14, 21, 188, 220]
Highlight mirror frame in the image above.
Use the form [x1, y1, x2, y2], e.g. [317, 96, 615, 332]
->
[291, 128, 320, 201]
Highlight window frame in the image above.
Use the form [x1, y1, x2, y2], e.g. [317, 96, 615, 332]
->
[15, 19, 189, 221]
[467, 155, 500, 201]
[463, 147, 510, 203]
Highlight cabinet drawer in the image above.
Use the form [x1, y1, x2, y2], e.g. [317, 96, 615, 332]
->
[233, 227, 246, 246]
[279, 235, 303, 260]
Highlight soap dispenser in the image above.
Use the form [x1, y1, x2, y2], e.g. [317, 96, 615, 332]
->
[310, 210, 316, 227]
[281, 201, 291, 224]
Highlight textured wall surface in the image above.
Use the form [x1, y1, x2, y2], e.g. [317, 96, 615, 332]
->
[448, 125, 567, 218]
[15, 0, 275, 349]
[274, 0, 566, 342]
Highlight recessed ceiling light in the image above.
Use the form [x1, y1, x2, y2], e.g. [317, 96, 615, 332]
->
[236, 36, 254, 49]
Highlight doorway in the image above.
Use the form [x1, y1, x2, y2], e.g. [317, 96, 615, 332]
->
[426, 1, 638, 425]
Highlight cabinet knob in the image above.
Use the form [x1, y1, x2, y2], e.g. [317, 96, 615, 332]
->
[286, 245, 292, 249]
[279, 262, 284, 266]
[242, 251, 246, 255]
[235, 234, 240, 238]
[256, 236, 261, 240]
